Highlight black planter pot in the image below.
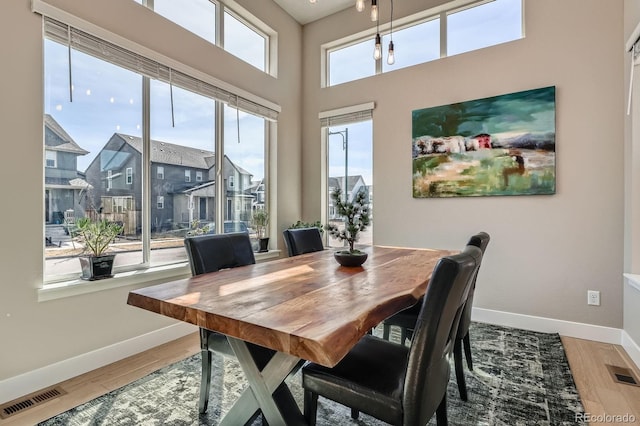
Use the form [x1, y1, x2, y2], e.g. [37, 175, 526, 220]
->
[258, 237, 270, 253]
[79, 254, 116, 280]
[334, 251, 368, 267]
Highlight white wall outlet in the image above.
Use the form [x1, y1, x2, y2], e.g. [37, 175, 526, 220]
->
[587, 290, 600, 306]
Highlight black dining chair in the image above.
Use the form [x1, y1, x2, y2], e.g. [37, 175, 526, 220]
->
[184, 232, 275, 417]
[453, 231, 490, 401]
[301, 245, 482, 426]
[380, 232, 490, 401]
[282, 227, 324, 256]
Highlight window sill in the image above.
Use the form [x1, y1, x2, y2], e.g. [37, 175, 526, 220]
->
[38, 250, 282, 302]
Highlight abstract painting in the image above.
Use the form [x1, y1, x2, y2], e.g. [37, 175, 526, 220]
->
[412, 86, 556, 198]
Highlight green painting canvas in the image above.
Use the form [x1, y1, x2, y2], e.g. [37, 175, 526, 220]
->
[412, 86, 556, 198]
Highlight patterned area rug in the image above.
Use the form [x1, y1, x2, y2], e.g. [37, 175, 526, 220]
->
[40, 323, 585, 425]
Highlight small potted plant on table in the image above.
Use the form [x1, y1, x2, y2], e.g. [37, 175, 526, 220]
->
[75, 217, 123, 280]
[251, 210, 270, 252]
[326, 187, 371, 267]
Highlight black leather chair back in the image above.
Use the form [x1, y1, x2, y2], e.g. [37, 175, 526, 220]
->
[184, 232, 255, 275]
[403, 244, 482, 425]
[456, 232, 490, 340]
[282, 227, 324, 257]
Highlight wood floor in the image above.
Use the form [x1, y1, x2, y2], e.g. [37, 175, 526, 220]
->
[1, 333, 639, 425]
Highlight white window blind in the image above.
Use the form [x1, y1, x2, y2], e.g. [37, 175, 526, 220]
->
[319, 102, 375, 127]
[43, 17, 279, 121]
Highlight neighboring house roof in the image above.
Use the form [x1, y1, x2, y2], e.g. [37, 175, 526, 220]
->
[44, 114, 89, 155]
[328, 175, 366, 193]
[45, 176, 92, 189]
[182, 181, 215, 194]
[114, 133, 215, 169]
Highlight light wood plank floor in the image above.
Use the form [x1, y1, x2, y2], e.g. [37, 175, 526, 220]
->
[1, 333, 639, 425]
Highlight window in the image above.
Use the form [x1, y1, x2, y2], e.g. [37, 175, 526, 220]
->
[228, 175, 234, 188]
[224, 11, 267, 72]
[142, 0, 272, 74]
[42, 16, 277, 283]
[326, 0, 523, 86]
[321, 105, 374, 248]
[447, 0, 522, 56]
[152, 0, 216, 45]
[45, 150, 57, 168]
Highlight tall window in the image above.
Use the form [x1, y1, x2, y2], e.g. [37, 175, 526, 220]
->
[326, 0, 522, 86]
[42, 17, 275, 283]
[324, 114, 373, 248]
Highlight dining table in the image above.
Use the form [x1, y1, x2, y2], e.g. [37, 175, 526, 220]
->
[127, 244, 454, 425]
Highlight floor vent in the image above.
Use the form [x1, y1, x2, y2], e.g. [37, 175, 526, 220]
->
[0, 386, 67, 419]
[606, 364, 640, 387]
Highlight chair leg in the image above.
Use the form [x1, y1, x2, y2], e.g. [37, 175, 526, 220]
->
[454, 338, 468, 401]
[303, 390, 318, 426]
[350, 408, 359, 419]
[436, 392, 448, 425]
[383, 323, 391, 340]
[463, 332, 473, 370]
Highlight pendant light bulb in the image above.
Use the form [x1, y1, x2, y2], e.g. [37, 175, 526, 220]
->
[374, 34, 382, 60]
[370, 0, 378, 21]
[356, 0, 365, 12]
[387, 40, 395, 65]
[310, 0, 317, 3]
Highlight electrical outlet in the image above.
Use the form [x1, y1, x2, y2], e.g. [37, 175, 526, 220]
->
[587, 290, 600, 306]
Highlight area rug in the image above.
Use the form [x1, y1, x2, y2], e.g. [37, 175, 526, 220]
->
[39, 323, 585, 425]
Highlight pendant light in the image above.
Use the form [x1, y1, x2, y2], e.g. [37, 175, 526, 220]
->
[373, 10, 381, 60]
[387, 0, 395, 65]
[370, 0, 378, 21]
[356, 0, 365, 12]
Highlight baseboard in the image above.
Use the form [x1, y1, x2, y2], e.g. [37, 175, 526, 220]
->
[0, 308, 634, 405]
[622, 330, 640, 371]
[0, 322, 197, 405]
[471, 307, 623, 344]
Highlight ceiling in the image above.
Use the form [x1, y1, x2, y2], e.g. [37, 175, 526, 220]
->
[272, 0, 355, 25]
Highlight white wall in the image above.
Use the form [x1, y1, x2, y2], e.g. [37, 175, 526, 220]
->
[302, 0, 625, 328]
[0, 0, 302, 391]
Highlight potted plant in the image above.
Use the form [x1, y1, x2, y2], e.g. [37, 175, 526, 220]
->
[326, 187, 371, 267]
[251, 210, 270, 252]
[289, 220, 324, 234]
[74, 217, 123, 280]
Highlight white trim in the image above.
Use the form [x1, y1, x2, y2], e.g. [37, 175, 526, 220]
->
[622, 330, 640, 371]
[319, 102, 375, 120]
[624, 273, 640, 293]
[0, 322, 197, 405]
[471, 307, 622, 344]
[31, 0, 281, 114]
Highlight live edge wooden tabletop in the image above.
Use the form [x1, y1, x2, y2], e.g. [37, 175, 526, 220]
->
[127, 245, 454, 368]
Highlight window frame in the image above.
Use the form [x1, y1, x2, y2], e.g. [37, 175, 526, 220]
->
[38, 7, 279, 285]
[322, 0, 523, 87]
